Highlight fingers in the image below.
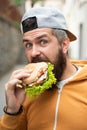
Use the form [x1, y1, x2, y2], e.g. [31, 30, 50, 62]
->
[5, 68, 31, 92]
[10, 69, 31, 80]
[5, 79, 22, 92]
[12, 68, 33, 75]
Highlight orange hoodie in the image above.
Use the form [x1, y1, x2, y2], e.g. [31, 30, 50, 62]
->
[0, 60, 87, 130]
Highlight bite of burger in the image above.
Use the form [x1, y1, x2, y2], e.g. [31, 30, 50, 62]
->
[17, 62, 57, 98]
[22, 62, 48, 87]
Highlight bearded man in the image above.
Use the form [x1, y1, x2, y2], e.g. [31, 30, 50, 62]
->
[0, 7, 87, 130]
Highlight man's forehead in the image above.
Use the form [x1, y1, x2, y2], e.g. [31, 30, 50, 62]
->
[23, 28, 52, 40]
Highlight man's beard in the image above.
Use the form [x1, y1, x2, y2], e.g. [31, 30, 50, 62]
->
[53, 50, 66, 81]
[27, 48, 66, 82]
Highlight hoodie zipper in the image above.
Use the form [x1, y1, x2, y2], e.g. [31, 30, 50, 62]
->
[53, 66, 81, 130]
[53, 86, 63, 130]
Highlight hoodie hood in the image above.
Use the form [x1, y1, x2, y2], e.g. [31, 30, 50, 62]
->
[70, 60, 87, 81]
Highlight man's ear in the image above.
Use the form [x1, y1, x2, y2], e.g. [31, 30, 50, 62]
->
[61, 38, 70, 54]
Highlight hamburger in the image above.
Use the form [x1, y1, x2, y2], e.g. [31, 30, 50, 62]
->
[17, 62, 57, 98]
[23, 62, 48, 87]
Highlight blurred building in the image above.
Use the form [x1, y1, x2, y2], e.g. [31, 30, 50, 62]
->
[62, 0, 87, 60]
[0, 0, 22, 77]
[24, 0, 87, 60]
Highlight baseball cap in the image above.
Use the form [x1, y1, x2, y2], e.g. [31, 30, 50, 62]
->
[21, 7, 77, 41]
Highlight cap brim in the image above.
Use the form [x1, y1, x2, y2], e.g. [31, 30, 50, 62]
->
[65, 30, 77, 42]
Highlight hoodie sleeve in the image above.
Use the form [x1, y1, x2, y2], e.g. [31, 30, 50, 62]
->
[0, 109, 27, 130]
[0, 94, 30, 130]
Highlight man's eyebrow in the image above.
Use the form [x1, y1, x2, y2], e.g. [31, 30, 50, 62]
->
[23, 39, 30, 43]
[23, 34, 50, 43]
[35, 34, 49, 40]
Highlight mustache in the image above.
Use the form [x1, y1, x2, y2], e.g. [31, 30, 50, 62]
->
[31, 56, 49, 63]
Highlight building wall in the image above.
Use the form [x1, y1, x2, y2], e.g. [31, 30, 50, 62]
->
[0, 16, 22, 78]
[62, 0, 87, 60]
[79, 1, 87, 59]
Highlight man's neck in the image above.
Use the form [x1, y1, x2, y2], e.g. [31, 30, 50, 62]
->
[60, 59, 78, 81]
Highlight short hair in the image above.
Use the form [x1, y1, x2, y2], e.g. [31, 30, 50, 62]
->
[52, 29, 68, 44]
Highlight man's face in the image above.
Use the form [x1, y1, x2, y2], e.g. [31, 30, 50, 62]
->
[23, 28, 66, 80]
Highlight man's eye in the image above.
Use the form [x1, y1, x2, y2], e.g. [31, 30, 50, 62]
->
[40, 40, 48, 45]
[25, 43, 32, 48]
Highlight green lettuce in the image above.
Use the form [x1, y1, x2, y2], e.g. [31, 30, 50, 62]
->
[25, 62, 57, 98]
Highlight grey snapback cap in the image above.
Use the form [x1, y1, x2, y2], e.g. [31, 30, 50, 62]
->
[21, 7, 77, 41]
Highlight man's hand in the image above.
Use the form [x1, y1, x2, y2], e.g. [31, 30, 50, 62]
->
[5, 69, 31, 113]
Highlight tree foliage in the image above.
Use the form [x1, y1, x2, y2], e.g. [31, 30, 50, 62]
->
[13, 0, 22, 6]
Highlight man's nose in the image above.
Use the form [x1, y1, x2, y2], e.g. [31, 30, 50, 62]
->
[31, 46, 41, 57]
